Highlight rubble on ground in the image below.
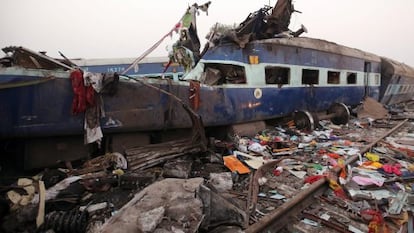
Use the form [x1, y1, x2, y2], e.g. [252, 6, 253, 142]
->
[2, 100, 414, 232]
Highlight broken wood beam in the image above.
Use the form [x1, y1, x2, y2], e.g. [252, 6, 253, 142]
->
[126, 139, 204, 172]
[127, 144, 200, 164]
[126, 139, 191, 154]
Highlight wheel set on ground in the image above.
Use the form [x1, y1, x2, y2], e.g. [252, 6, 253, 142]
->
[293, 103, 350, 130]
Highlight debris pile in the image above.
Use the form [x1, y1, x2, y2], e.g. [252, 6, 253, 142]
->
[2, 100, 414, 232]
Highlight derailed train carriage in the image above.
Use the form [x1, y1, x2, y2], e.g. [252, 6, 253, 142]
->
[73, 56, 185, 81]
[379, 57, 414, 106]
[1, 0, 414, 169]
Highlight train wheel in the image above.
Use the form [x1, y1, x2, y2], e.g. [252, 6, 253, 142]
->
[328, 103, 350, 125]
[293, 110, 315, 130]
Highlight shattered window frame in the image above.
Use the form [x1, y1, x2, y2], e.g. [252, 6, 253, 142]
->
[203, 63, 247, 85]
[301, 69, 319, 85]
[265, 66, 290, 85]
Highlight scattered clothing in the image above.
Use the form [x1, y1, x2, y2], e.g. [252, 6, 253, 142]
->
[70, 70, 119, 145]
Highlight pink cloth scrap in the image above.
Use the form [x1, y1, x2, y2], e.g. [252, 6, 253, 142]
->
[352, 175, 384, 187]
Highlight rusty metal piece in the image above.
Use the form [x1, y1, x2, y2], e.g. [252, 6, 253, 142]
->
[317, 194, 363, 222]
[246, 177, 327, 233]
[215, 0, 301, 48]
[2, 46, 74, 70]
[265, 0, 294, 35]
[302, 211, 352, 233]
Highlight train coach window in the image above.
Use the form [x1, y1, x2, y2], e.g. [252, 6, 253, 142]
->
[327, 71, 340, 84]
[399, 85, 407, 94]
[265, 66, 290, 85]
[203, 63, 246, 85]
[347, 72, 357, 84]
[302, 69, 319, 85]
[375, 74, 380, 85]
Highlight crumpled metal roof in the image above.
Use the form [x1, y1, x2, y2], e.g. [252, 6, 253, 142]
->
[1, 46, 73, 70]
[380, 56, 414, 78]
[213, 0, 299, 48]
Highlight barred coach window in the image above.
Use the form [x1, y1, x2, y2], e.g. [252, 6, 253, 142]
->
[327, 71, 340, 84]
[347, 72, 357, 84]
[265, 66, 290, 85]
[302, 69, 319, 85]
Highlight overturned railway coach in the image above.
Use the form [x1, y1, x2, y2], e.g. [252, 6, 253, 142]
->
[73, 56, 184, 81]
[185, 37, 383, 118]
[379, 57, 414, 106]
[0, 39, 413, 169]
[1, 1, 414, 169]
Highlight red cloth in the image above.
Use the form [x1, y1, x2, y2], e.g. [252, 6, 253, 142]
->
[382, 164, 402, 176]
[327, 153, 341, 159]
[70, 70, 95, 114]
[304, 175, 325, 184]
[361, 209, 388, 233]
[189, 81, 200, 111]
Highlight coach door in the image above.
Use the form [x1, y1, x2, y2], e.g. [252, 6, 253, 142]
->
[364, 61, 371, 97]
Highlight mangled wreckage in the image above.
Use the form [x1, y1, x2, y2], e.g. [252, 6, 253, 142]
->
[2, 1, 414, 232]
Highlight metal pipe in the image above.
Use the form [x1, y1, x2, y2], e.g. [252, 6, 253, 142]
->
[316, 112, 337, 121]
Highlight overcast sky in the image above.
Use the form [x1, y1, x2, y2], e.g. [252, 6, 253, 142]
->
[1, 0, 414, 66]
